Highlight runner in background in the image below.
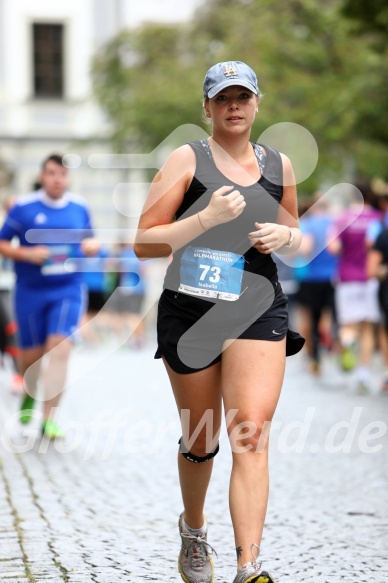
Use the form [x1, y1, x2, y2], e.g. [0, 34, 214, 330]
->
[0, 154, 99, 438]
[0, 195, 23, 392]
[367, 216, 388, 393]
[80, 246, 111, 344]
[296, 193, 338, 375]
[0, 294, 23, 392]
[116, 242, 147, 349]
[272, 255, 299, 330]
[327, 181, 382, 393]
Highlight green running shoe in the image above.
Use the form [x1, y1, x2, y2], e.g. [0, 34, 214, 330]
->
[20, 394, 36, 424]
[340, 346, 357, 372]
[41, 419, 65, 440]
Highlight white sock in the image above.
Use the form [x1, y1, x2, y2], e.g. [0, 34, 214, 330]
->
[356, 365, 370, 382]
[184, 518, 206, 534]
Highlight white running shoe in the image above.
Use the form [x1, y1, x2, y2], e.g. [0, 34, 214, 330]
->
[178, 512, 216, 583]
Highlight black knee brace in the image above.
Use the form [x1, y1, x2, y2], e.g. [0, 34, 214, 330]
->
[178, 437, 219, 463]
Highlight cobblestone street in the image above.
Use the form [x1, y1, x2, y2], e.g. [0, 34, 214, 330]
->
[0, 340, 387, 582]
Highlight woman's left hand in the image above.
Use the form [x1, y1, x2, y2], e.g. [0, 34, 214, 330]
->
[249, 222, 290, 254]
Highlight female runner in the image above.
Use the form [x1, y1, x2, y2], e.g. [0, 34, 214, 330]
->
[135, 60, 304, 583]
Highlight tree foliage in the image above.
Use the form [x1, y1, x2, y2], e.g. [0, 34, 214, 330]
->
[341, 0, 388, 40]
[91, 0, 388, 190]
[92, 25, 203, 152]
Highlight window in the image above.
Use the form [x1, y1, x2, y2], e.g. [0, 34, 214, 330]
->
[33, 24, 64, 98]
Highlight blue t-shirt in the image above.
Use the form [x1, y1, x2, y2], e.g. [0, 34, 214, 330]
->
[82, 248, 110, 292]
[0, 190, 93, 289]
[366, 217, 387, 244]
[119, 247, 145, 295]
[299, 215, 338, 282]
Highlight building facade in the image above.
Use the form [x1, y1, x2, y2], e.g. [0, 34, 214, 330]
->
[0, 0, 133, 230]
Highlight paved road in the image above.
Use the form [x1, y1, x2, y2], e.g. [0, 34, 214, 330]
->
[0, 340, 387, 582]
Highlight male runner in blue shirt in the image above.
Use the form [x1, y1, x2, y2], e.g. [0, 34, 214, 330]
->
[0, 154, 99, 439]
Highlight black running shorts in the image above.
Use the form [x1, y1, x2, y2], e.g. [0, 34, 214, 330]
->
[155, 280, 304, 374]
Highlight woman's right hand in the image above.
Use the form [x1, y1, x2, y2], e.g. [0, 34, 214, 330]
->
[199, 186, 246, 230]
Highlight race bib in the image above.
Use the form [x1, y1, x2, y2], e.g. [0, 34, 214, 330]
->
[179, 247, 245, 301]
[41, 245, 76, 275]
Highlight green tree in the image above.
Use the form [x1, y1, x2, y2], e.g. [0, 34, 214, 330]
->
[342, 0, 388, 41]
[340, 0, 388, 175]
[92, 24, 202, 152]
[91, 0, 388, 189]
[189, 0, 388, 183]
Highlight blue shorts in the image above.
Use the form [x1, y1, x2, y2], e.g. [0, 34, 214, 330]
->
[14, 284, 85, 348]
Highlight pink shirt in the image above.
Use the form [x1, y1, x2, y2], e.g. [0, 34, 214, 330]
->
[330, 205, 382, 282]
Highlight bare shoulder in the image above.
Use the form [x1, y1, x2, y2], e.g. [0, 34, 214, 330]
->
[139, 145, 196, 228]
[279, 152, 296, 185]
[157, 144, 196, 182]
[150, 144, 196, 195]
[279, 152, 293, 170]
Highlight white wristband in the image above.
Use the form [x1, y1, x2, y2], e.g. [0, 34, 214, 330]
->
[284, 227, 295, 248]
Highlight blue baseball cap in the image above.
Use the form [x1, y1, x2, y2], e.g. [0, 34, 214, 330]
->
[203, 61, 259, 99]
